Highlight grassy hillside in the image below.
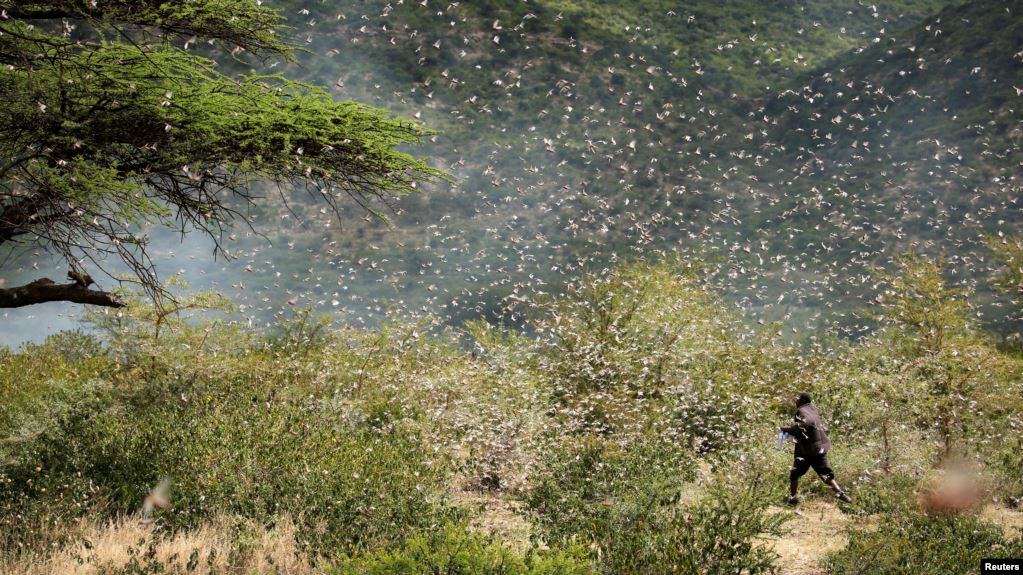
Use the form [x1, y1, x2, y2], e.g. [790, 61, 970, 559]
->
[2, 257, 1022, 573]
[3, 3, 1023, 573]
[5, 0, 1022, 345]
[272, 0, 1018, 329]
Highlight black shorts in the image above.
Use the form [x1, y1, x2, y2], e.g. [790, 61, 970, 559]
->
[790, 452, 834, 481]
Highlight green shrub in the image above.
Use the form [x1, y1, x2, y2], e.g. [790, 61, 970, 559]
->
[592, 485, 785, 575]
[996, 436, 1023, 508]
[840, 471, 920, 516]
[0, 331, 111, 434]
[0, 376, 457, 557]
[522, 434, 694, 547]
[668, 373, 763, 455]
[330, 522, 595, 575]
[533, 260, 728, 436]
[827, 512, 1023, 575]
[522, 435, 785, 574]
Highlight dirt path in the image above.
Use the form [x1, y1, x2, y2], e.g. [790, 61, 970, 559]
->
[459, 489, 1023, 575]
[766, 501, 1023, 575]
[766, 501, 851, 575]
[455, 491, 535, 551]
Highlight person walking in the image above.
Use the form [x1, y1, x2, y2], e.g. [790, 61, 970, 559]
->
[781, 392, 852, 506]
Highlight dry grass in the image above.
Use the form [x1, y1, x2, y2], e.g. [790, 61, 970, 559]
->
[762, 501, 852, 575]
[981, 503, 1023, 537]
[453, 491, 535, 552]
[762, 498, 1023, 575]
[0, 514, 320, 575]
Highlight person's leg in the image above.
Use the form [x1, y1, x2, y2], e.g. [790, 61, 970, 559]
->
[823, 476, 843, 493]
[826, 477, 852, 502]
[814, 455, 852, 502]
[789, 457, 810, 505]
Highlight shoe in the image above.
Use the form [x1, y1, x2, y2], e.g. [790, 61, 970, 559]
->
[836, 491, 852, 503]
[786, 495, 800, 506]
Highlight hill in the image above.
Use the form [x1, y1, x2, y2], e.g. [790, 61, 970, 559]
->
[5, 0, 1022, 345]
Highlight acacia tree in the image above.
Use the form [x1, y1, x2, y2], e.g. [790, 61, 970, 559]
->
[873, 251, 1010, 462]
[988, 235, 1023, 303]
[0, 0, 444, 308]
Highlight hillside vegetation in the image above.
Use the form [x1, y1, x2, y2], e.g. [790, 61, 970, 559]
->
[2, 255, 1022, 573]
[234, 0, 1021, 334]
[3, 1, 1023, 573]
[6, 0, 1022, 343]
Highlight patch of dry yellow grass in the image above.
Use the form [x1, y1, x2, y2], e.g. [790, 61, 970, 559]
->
[981, 504, 1023, 537]
[760, 501, 851, 575]
[1, 514, 320, 575]
[762, 500, 1023, 575]
[454, 491, 534, 552]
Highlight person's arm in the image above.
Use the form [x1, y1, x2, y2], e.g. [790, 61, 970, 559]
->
[780, 414, 814, 436]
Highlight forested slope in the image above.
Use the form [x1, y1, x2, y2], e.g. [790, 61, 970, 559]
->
[4, 0, 1021, 342]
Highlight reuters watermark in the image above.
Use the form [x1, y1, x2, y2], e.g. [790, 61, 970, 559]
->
[983, 559, 1023, 573]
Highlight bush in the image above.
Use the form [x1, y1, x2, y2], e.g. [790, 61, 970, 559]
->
[840, 471, 920, 516]
[629, 485, 786, 575]
[532, 260, 727, 437]
[0, 331, 110, 434]
[996, 435, 1023, 508]
[827, 512, 1023, 575]
[522, 434, 694, 547]
[522, 435, 785, 574]
[330, 523, 595, 575]
[668, 371, 763, 455]
[0, 375, 457, 557]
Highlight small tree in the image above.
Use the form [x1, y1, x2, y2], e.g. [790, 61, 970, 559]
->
[872, 251, 1004, 462]
[0, 0, 444, 308]
[987, 235, 1023, 335]
[987, 235, 1023, 297]
[532, 258, 726, 437]
[873, 251, 969, 358]
[83, 274, 235, 369]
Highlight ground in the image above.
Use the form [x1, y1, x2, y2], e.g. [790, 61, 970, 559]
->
[458, 489, 1023, 575]
[764, 499, 1023, 575]
[767, 500, 851, 575]
[457, 491, 535, 552]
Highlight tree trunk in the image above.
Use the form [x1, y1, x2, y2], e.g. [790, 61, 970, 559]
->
[0, 278, 125, 308]
[881, 417, 891, 473]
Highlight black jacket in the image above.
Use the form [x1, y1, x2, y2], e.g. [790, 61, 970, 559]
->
[781, 403, 831, 457]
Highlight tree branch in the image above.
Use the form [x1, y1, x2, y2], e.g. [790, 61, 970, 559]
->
[0, 277, 124, 308]
[2, 7, 73, 20]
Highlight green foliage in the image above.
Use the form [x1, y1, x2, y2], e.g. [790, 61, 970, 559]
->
[988, 235, 1023, 305]
[818, 340, 927, 471]
[530, 258, 799, 460]
[5, 257, 1023, 573]
[83, 277, 237, 363]
[533, 258, 749, 443]
[331, 523, 595, 575]
[522, 434, 784, 574]
[267, 306, 334, 356]
[0, 330, 109, 433]
[536, 258, 724, 399]
[210, 0, 1019, 345]
[866, 252, 1023, 462]
[827, 512, 1023, 575]
[0, 0, 445, 303]
[0, 336, 458, 558]
[996, 435, 1023, 508]
[842, 472, 921, 516]
[522, 434, 694, 545]
[622, 484, 785, 575]
[3, 0, 291, 56]
[872, 251, 971, 357]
